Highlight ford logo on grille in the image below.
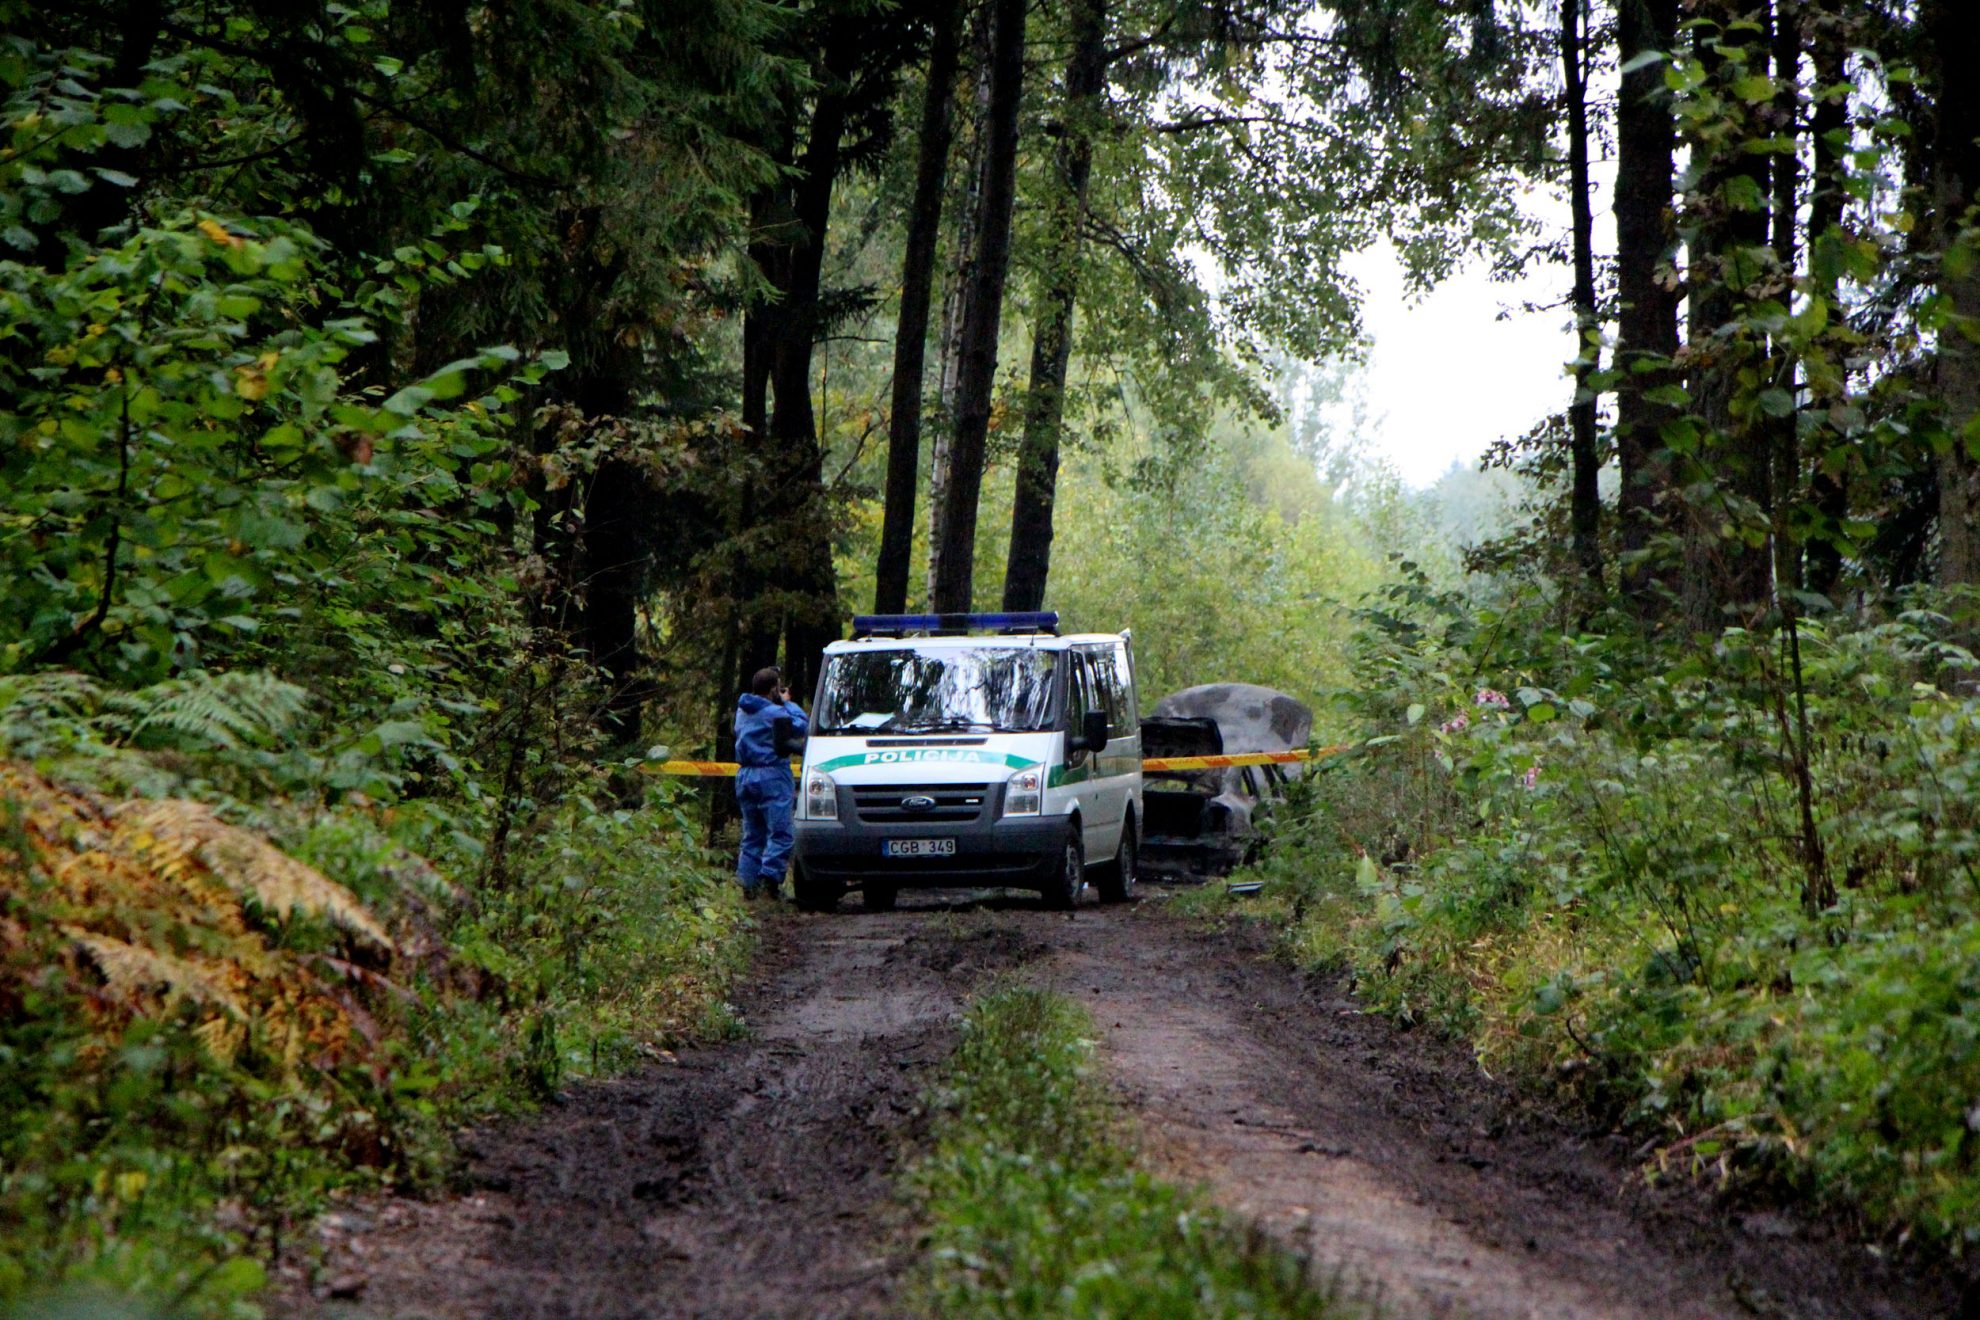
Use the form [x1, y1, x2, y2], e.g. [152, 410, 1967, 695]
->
[900, 794, 937, 811]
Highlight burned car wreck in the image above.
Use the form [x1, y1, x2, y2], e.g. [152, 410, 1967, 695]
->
[1139, 683, 1313, 880]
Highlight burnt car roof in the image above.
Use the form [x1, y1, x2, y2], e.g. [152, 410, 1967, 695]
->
[1147, 683, 1313, 754]
[1140, 715, 1222, 759]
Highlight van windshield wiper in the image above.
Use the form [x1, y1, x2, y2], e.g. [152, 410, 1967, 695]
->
[898, 718, 994, 732]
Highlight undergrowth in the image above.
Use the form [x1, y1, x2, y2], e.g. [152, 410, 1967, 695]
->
[912, 981, 1346, 1318]
[1218, 580, 1980, 1252]
[0, 671, 749, 1316]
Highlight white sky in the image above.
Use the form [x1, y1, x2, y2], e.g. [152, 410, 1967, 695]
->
[1344, 215, 1580, 489]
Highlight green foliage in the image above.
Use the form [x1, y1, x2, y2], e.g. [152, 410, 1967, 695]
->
[0, 5, 781, 1305]
[0, 20, 556, 684]
[0, 757, 393, 1315]
[913, 981, 1345, 1319]
[423, 783, 754, 1099]
[0, 796, 745, 1316]
[1227, 588, 1980, 1246]
[0, 218, 548, 686]
[0, 14, 760, 1302]
[0, 678, 750, 1316]
[1043, 417, 1392, 714]
[0, 670, 307, 778]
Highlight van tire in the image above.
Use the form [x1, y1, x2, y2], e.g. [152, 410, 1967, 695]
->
[1042, 830, 1085, 910]
[793, 867, 841, 913]
[863, 882, 898, 912]
[1095, 824, 1137, 904]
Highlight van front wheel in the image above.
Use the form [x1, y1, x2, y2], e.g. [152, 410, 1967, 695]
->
[793, 866, 841, 913]
[1042, 831, 1085, 910]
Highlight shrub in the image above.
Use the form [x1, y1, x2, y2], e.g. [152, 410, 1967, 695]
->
[0, 673, 749, 1313]
[1229, 589, 1980, 1246]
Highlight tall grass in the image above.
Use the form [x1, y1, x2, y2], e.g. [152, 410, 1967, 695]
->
[913, 981, 1347, 1318]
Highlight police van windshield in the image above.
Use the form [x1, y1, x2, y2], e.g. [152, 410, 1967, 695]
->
[815, 647, 1059, 734]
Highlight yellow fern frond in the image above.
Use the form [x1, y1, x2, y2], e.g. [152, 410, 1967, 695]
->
[11, 762, 389, 1077]
[192, 1014, 245, 1065]
[68, 929, 247, 1019]
[118, 801, 393, 950]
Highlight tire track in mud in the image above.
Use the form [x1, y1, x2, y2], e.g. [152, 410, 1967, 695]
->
[284, 911, 1048, 1320]
[288, 893, 1960, 1319]
[1032, 899, 1957, 1320]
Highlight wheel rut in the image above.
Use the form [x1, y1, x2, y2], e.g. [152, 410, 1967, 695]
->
[283, 891, 1960, 1319]
[1039, 898, 1957, 1320]
[282, 909, 1043, 1319]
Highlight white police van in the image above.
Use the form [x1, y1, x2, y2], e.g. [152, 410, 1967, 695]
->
[792, 611, 1141, 912]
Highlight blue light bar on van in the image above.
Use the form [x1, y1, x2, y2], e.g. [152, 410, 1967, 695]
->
[851, 611, 1060, 638]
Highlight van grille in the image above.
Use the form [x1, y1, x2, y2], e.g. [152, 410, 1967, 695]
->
[852, 782, 991, 823]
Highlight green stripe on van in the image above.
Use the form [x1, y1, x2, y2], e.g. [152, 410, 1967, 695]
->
[1048, 751, 1137, 788]
[815, 749, 1041, 774]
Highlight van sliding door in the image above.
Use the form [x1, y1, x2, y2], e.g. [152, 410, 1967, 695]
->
[1076, 646, 1127, 856]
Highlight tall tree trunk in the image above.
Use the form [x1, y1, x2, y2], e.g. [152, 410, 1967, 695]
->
[770, 77, 852, 698]
[1764, 4, 1831, 915]
[875, 0, 964, 614]
[1561, 0, 1603, 596]
[37, 0, 164, 269]
[581, 458, 651, 744]
[1802, 1, 1849, 599]
[1682, 0, 1774, 629]
[1925, 0, 1980, 589]
[562, 290, 648, 741]
[1002, 0, 1108, 613]
[517, 216, 656, 742]
[928, 6, 995, 605]
[732, 186, 794, 714]
[1614, 0, 1682, 609]
[928, 0, 1026, 613]
[1768, 2, 1804, 594]
[741, 191, 781, 459]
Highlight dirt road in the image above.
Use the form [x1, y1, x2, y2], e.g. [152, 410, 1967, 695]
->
[287, 892, 1960, 1319]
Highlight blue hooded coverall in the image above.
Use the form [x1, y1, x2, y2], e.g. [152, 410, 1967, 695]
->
[733, 692, 808, 895]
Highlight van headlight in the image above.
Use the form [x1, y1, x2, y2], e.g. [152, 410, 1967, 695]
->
[1004, 766, 1042, 817]
[803, 769, 837, 820]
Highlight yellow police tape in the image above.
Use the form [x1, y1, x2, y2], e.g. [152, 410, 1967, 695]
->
[645, 744, 1354, 778]
[646, 760, 760, 777]
[1141, 744, 1351, 772]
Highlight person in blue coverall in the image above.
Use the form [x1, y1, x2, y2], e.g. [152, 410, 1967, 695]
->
[733, 665, 808, 900]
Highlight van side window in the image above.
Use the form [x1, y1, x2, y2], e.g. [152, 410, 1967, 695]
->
[1084, 644, 1131, 736]
[1111, 641, 1136, 731]
[1067, 652, 1098, 730]
[1078, 648, 1109, 735]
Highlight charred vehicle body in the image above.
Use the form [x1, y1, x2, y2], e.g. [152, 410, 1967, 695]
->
[1139, 683, 1312, 880]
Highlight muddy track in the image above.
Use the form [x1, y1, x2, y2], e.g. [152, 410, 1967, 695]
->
[285, 892, 1962, 1319]
[283, 912, 1047, 1319]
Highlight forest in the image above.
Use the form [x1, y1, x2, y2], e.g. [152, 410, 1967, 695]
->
[2, 0, 1979, 1312]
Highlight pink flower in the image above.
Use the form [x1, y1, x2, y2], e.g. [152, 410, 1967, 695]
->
[1438, 713, 1470, 734]
[1475, 688, 1511, 710]
[1522, 765, 1540, 789]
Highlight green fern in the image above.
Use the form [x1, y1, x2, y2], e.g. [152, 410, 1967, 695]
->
[0, 671, 106, 758]
[0, 669, 311, 794]
[101, 671, 310, 751]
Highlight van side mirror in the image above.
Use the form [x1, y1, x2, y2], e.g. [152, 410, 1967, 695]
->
[1072, 709, 1109, 752]
[773, 716, 807, 757]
